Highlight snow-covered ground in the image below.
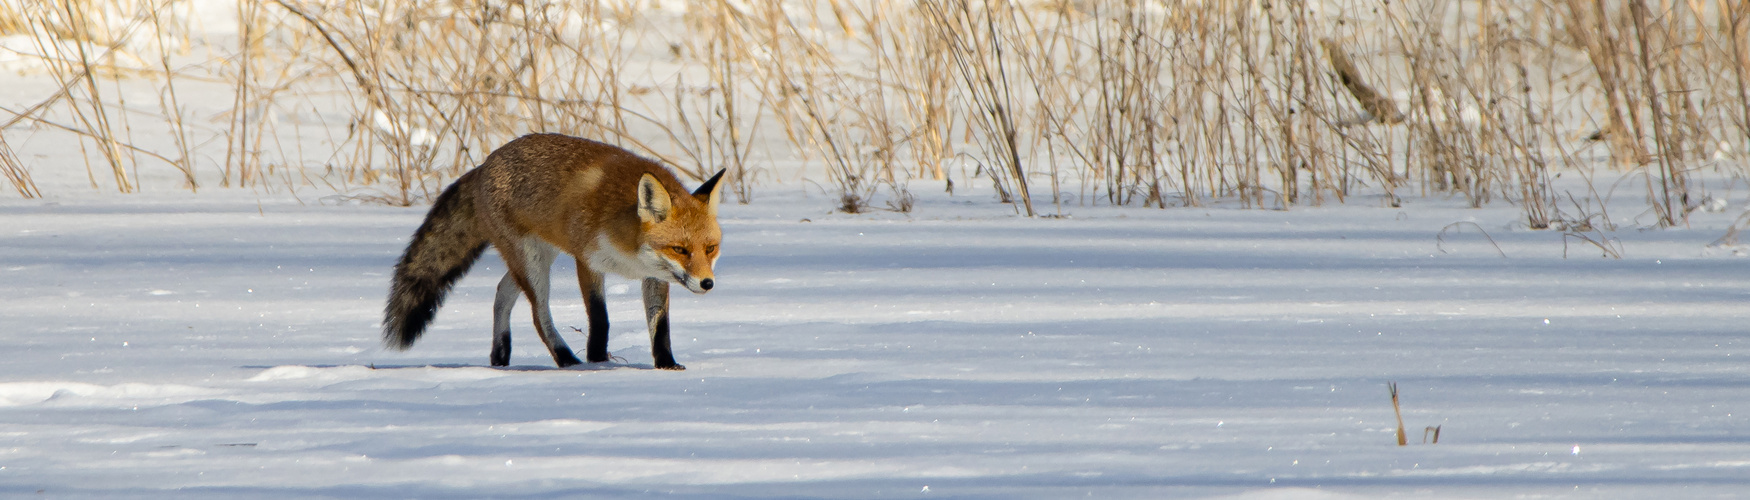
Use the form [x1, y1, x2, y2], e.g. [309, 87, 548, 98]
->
[3, 0, 1749, 495]
[2, 186, 1748, 498]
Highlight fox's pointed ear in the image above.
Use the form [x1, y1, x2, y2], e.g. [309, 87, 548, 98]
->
[637, 173, 671, 223]
[692, 169, 726, 214]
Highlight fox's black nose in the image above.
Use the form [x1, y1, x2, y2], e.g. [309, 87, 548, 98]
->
[700, 278, 714, 291]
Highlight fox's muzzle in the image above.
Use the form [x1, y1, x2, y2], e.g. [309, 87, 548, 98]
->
[681, 276, 712, 294]
[672, 271, 713, 294]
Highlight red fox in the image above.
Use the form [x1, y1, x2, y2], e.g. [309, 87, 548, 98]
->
[383, 133, 724, 369]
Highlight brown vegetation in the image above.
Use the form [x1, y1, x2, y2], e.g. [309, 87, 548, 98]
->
[0, 0, 1743, 226]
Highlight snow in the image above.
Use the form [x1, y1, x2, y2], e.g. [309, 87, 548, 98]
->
[2, 187, 1748, 498]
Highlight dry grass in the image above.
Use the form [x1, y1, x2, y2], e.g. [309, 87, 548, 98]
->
[0, 0, 1744, 227]
[0, 133, 40, 198]
[1390, 381, 1407, 446]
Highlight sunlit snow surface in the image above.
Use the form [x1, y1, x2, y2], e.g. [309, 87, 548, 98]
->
[2, 191, 1747, 498]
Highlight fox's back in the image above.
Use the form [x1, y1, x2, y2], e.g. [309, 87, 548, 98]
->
[470, 134, 697, 253]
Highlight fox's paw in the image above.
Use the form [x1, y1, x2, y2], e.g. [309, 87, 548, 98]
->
[553, 350, 584, 368]
[655, 363, 687, 371]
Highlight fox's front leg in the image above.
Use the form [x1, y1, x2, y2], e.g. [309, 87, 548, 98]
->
[577, 260, 613, 363]
[642, 278, 683, 370]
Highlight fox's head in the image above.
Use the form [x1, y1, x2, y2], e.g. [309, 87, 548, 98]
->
[636, 170, 725, 294]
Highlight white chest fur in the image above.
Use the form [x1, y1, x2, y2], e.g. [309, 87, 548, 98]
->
[585, 233, 675, 281]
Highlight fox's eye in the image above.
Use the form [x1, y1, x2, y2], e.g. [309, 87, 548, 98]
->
[671, 246, 690, 256]
[706, 245, 718, 255]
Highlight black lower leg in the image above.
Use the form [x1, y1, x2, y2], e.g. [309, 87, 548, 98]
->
[489, 330, 511, 366]
[650, 313, 681, 369]
[584, 292, 611, 362]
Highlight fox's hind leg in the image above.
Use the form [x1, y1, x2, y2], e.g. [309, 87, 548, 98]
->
[489, 272, 518, 366]
[497, 236, 584, 367]
[642, 278, 683, 370]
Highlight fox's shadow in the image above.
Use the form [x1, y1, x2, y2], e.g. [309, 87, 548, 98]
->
[238, 362, 660, 372]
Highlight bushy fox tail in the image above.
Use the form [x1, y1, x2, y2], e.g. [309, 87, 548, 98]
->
[384, 172, 490, 350]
